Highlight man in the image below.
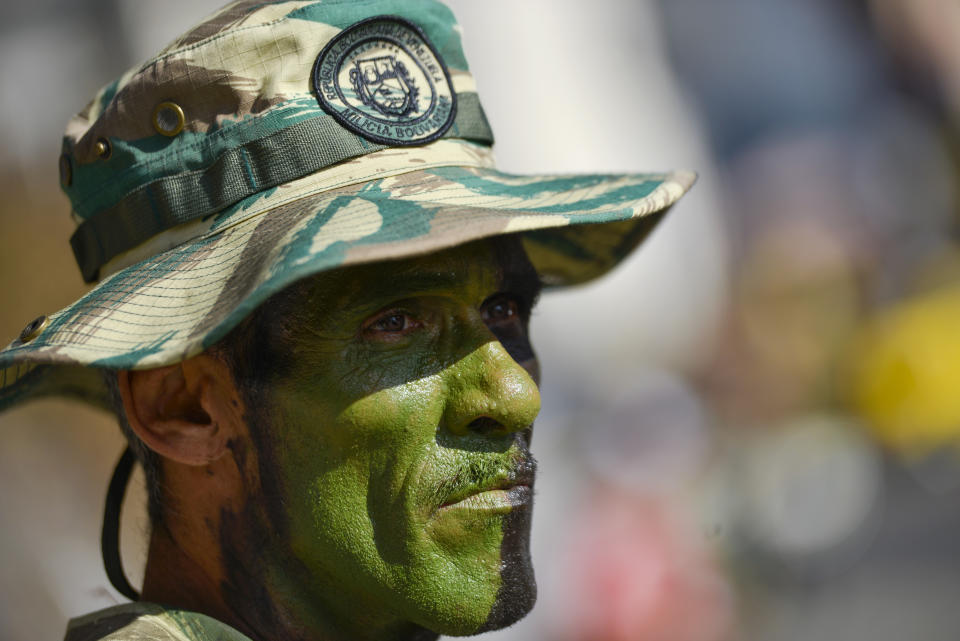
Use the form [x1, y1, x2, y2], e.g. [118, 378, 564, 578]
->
[0, 1, 694, 639]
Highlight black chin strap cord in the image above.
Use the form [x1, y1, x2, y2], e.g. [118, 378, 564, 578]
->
[102, 446, 140, 601]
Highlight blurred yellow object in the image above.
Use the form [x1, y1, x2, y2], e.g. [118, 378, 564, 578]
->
[849, 286, 960, 456]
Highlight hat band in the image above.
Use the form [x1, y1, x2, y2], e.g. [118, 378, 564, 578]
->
[70, 94, 492, 283]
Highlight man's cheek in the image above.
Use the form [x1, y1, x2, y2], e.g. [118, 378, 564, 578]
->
[338, 376, 444, 441]
[333, 381, 445, 532]
[336, 343, 446, 395]
[399, 507, 509, 635]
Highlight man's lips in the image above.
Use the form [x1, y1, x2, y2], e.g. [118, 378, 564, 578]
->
[438, 464, 535, 513]
[438, 486, 532, 514]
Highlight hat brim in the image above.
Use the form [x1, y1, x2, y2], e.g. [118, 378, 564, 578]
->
[0, 144, 694, 410]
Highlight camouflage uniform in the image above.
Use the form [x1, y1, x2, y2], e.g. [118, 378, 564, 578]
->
[65, 603, 251, 641]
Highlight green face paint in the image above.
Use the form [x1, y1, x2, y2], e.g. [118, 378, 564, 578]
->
[237, 238, 542, 639]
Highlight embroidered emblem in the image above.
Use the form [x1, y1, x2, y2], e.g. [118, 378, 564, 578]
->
[313, 17, 457, 146]
[351, 56, 419, 118]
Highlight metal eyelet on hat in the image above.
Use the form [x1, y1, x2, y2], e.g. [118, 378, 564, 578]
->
[18, 315, 49, 343]
[152, 101, 185, 137]
[95, 138, 112, 159]
[59, 153, 72, 188]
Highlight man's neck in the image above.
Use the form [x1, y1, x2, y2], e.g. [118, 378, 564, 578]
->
[139, 524, 440, 641]
[141, 525, 259, 639]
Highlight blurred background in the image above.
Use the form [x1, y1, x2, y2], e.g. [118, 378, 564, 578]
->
[1, 1, 959, 639]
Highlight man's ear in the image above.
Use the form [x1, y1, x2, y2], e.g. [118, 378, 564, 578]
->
[117, 354, 244, 466]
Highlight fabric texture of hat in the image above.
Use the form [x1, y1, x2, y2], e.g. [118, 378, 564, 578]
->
[0, 0, 695, 412]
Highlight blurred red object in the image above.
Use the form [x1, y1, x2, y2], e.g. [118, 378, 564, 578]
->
[556, 489, 734, 641]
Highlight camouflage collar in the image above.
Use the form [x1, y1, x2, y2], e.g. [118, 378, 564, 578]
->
[64, 602, 252, 641]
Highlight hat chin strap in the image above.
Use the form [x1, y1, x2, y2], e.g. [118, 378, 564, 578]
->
[102, 447, 140, 601]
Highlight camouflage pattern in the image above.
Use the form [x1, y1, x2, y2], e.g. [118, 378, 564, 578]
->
[64, 0, 490, 282]
[64, 602, 251, 641]
[0, 0, 695, 411]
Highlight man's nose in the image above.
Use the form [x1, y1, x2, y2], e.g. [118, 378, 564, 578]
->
[442, 339, 541, 437]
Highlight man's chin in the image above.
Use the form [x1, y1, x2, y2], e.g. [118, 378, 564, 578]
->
[478, 503, 536, 633]
[411, 571, 535, 638]
[413, 545, 536, 636]
[430, 571, 535, 637]
[477, 573, 536, 633]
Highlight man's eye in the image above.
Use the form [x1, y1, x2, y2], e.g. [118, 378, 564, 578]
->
[482, 296, 521, 325]
[365, 312, 417, 335]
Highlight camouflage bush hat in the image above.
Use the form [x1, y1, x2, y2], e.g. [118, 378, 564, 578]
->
[0, 0, 695, 411]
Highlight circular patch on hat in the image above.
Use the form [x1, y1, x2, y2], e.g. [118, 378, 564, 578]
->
[312, 16, 457, 146]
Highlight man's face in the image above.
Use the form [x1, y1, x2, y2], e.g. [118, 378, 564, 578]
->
[239, 238, 542, 637]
